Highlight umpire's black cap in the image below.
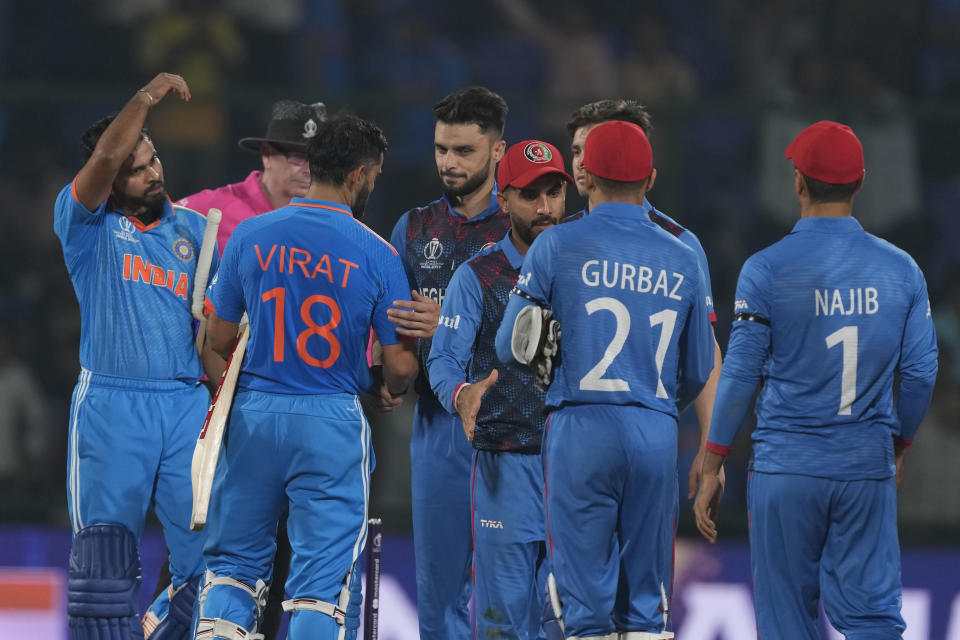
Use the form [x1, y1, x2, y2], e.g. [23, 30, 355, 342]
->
[238, 100, 327, 153]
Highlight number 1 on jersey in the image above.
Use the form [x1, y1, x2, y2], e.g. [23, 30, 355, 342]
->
[825, 325, 858, 415]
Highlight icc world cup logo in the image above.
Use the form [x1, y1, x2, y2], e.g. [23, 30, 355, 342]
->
[423, 237, 443, 260]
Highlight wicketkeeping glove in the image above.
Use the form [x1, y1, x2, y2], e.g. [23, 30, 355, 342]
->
[511, 304, 561, 392]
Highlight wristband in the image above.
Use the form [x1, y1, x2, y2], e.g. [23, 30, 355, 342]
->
[453, 382, 470, 409]
[138, 88, 155, 107]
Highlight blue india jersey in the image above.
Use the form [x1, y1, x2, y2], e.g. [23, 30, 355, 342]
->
[707, 216, 938, 480]
[54, 178, 216, 382]
[427, 232, 547, 453]
[206, 198, 411, 395]
[496, 200, 714, 415]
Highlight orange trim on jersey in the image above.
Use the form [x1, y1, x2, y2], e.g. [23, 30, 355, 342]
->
[204, 297, 217, 317]
[127, 215, 162, 232]
[298, 201, 399, 256]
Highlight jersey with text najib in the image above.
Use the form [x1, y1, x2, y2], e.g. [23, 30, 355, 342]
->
[511, 201, 714, 415]
[54, 180, 214, 382]
[390, 194, 510, 399]
[733, 216, 937, 479]
[207, 198, 410, 395]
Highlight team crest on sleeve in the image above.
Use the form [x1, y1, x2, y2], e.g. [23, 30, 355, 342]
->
[173, 237, 195, 262]
[524, 142, 552, 163]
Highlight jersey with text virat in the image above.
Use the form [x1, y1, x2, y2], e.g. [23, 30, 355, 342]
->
[390, 192, 510, 398]
[207, 198, 411, 395]
[54, 179, 216, 382]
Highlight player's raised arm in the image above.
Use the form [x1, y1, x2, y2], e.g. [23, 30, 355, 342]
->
[74, 73, 190, 211]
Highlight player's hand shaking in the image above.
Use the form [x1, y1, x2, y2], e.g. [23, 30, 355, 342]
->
[455, 369, 499, 442]
[388, 291, 441, 339]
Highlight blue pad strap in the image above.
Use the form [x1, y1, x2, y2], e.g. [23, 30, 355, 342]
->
[67, 524, 141, 640]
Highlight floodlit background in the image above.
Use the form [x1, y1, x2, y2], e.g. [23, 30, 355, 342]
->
[1, 0, 959, 637]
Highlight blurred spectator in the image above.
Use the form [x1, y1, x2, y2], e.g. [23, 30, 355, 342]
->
[0, 328, 50, 489]
[618, 17, 699, 104]
[137, 0, 245, 195]
[290, 0, 350, 95]
[494, 0, 618, 136]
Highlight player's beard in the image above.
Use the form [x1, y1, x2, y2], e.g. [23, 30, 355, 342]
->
[512, 213, 557, 247]
[115, 181, 167, 223]
[351, 182, 371, 221]
[441, 160, 491, 200]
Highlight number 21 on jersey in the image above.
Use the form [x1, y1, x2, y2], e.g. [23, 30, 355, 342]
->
[579, 296, 677, 398]
[261, 286, 342, 367]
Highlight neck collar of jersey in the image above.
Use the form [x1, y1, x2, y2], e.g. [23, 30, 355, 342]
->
[441, 182, 501, 222]
[589, 198, 654, 221]
[791, 215, 862, 234]
[500, 230, 525, 269]
[289, 197, 354, 217]
[578, 196, 653, 218]
[122, 195, 175, 232]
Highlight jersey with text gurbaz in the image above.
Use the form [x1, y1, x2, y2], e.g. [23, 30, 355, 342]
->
[507, 201, 714, 414]
[54, 179, 216, 382]
[207, 197, 411, 395]
[722, 216, 938, 479]
[390, 192, 511, 399]
[563, 199, 717, 323]
[427, 233, 547, 453]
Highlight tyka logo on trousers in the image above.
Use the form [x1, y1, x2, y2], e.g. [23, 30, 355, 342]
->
[480, 519, 504, 529]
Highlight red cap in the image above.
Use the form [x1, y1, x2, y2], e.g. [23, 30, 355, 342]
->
[582, 120, 653, 182]
[497, 140, 573, 190]
[785, 121, 864, 184]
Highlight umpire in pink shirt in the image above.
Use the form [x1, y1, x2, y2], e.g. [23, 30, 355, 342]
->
[177, 100, 327, 256]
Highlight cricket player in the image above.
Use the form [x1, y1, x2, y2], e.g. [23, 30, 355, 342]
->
[54, 73, 213, 640]
[564, 99, 725, 501]
[694, 121, 939, 640]
[150, 98, 327, 640]
[427, 140, 572, 639]
[197, 113, 418, 640]
[496, 121, 715, 638]
[388, 86, 511, 639]
[177, 99, 327, 256]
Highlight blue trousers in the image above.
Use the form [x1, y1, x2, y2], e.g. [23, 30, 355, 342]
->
[410, 397, 474, 640]
[544, 405, 676, 638]
[66, 370, 208, 586]
[748, 471, 905, 640]
[472, 450, 548, 640]
[201, 390, 372, 639]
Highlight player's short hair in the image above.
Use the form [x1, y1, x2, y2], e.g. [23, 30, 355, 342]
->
[591, 174, 651, 196]
[566, 100, 653, 137]
[433, 87, 508, 136]
[308, 113, 388, 186]
[801, 174, 862, 204]
[80, 114, 150, 163]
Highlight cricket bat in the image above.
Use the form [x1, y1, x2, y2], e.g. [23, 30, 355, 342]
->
[363, 518, 383, 640]
[192, 208, 222, 354]
[190, 323, 249, 531]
